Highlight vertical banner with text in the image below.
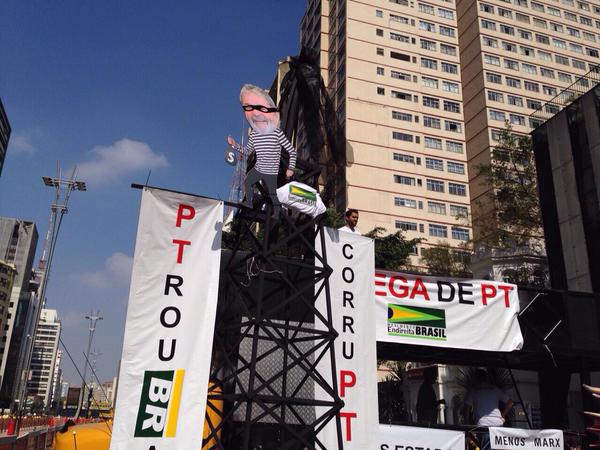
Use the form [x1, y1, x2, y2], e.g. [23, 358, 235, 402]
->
[110, 187, 223, 450]
[315, 228, 379, 450]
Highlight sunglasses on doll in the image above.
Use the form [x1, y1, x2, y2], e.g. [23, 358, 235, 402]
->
[242, 104, 278, 113]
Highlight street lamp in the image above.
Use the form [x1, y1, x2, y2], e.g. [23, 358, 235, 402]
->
[75, 311, 102, 419]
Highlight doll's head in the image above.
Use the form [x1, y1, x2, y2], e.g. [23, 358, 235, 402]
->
[239, 84, 280, 134]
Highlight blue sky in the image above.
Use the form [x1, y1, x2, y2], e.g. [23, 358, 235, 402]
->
[0, 1, 306, 385]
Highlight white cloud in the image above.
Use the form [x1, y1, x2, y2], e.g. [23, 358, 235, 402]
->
[9, 133, 36, 154]
[76, 138, 168, 185]
[73, 252, 133, 288]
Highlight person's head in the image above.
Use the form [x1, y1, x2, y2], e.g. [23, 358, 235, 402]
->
[239, 84, 280, 134]
[344, 209, 359, 230]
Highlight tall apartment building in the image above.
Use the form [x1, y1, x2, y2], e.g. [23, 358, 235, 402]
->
[458, 0, 600, 278]
[0, 261, 16, 348]
[27, 309, 61, 407]
[302, 0, 474, 264]
[0, 98, 10, 178]
[0, 218, 38, 401]
[301, 0, 600, 274]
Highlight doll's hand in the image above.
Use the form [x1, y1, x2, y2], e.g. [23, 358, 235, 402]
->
[285, 169, 294, 179]
[227, 136, 237, 148]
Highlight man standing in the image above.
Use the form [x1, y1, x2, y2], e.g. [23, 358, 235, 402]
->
[227, 84, 297, 218]
[338, 209, 360, 234]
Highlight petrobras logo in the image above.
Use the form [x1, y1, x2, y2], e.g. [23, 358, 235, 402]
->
[289, 184, 317, 205]
[134, 370, 185, 438]
[387, 304, 447, 341]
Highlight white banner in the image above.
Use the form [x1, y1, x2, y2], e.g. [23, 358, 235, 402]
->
[380, 425, 465, 450]
[110, 187, 223, 450]
[375, 272, 523, 351]
[315, 228, 379, 450]
[490, 427, 564, 450]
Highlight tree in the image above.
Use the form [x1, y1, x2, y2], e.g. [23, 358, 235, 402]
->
[365, 227, 422, 271]
[477, 123, 544, 248]
[420, 242, 472, 277]
[476, 123, 548, 286]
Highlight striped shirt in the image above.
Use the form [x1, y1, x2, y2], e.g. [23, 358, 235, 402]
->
[244, 128, 297, 175]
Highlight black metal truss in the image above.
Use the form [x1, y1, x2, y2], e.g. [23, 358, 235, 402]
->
[203, 206, 344, 450]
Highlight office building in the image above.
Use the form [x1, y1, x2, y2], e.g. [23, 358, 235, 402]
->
[0, 218, 38, 403]
[0, 261, 16, 348]
[0, 99, 10, 178]
[458, 0, 600, 278]
[300, 0, 600, 273]
[27, 309, 61, 407]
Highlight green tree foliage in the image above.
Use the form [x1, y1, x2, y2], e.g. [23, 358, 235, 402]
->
[420, 242, 472, 277]
[477, 124, 544, 247]
[365, 227, 422, 271]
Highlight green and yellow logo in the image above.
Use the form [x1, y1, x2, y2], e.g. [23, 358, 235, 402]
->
[289, 184, 316, 204]
[387, 305, 447, 340]
[134, 370, 185, 438]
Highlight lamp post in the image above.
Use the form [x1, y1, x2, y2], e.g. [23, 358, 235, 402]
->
[75, 311, 102, 419]
[14, 167, 86, 418]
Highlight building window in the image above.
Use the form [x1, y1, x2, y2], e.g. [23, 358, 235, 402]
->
[429, 224, 448, 237]
[427, 179, 445, 192]
[425, 136, 443, 150]
[480, 3, 495, 13]
[450, 204, 468, 217]
[395, 197, 417, 208]
[522, 63, 537, 74]
[447, 161, 465, 174]
[394, 174, 416, 185]
[520, 30, 532, 40]
[446, 141, 463, 153]
[421, 58, 438, 70]
[570, 43, 583, 54]
[392, 131, 414, 142]
[452, 227, 470, 241]
[391, 32, 411, 43]
[424, 116, 442, 128]
[391, 70, 412, 81]
[500, 24, 515, 35]
[422, 77, 439, 88]
[377, 67, 385, 76]
[390, 13, 410, 24]
[503, 42, 517, 53]
[527, 99, 542, 109]
[392, 90, 413, 101]
[449, 182, 467, 196]
[488, 91, 504, 102]
[421, 39, 437, 51]
[536, 34, 550, 45]
[377, 87, 385, 96]
[377, 47, 384, 56]
[508, 95, 523, 106]
[483, 37, 498, 48]
[540, 68, 555, 78]
[484, 54, 501, 66]
[531, 2, 545, 11]
[419, 20, 436, 32]
[376, 28, 384, 37]
[543, 85, 557, 96]
[504, 59, 519, 70]
[440, 44, 457, 56]
[586, 48, 600, 57]
[481, 19, 497, 30]
[442, 62, 458, 74]
[572, 59, 587, 69]
[558, 72, 573, 82]
[392, 111, 413, 122]
[486, 72, 502, 84]
[428, 201, 447, 214]
[376, 9, 384, 17]
[537, 50, 551, 61]
[498, 7, 513, 18]
[581, 16, 593, 26]
[423, 96, 440, 108]
[438, 7, 454, 18]
[445, 120, 462, 133]
[505, 77, 520, 88]
[396, 220, 418, 231]
[516, 13, 530, 23]
[426, 157, 444, 170]
[443, 81, 460, 93]
[444, 100, 461, 113]
[393, 153, 415, 163]
[489, 109, 506, 121]
[439, 26, 456, 37]
[524, 81, 539, 92]
[510, 114, 525, 125]
[533, 18, 548, 29]
[419, 2, 436, 14]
